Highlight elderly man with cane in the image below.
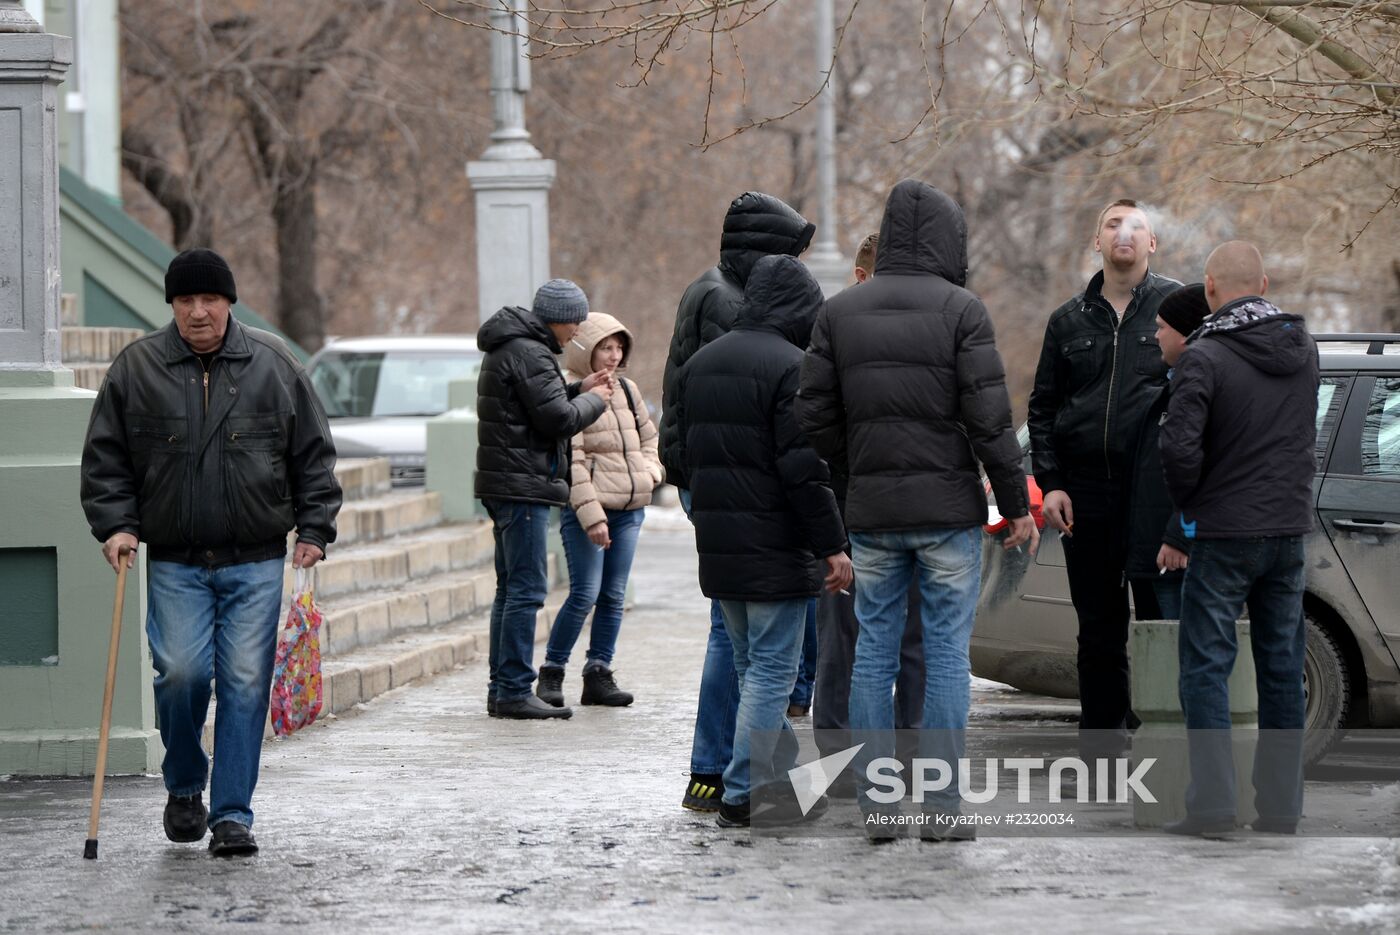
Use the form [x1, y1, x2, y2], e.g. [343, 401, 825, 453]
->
[81, 248, 341, 857]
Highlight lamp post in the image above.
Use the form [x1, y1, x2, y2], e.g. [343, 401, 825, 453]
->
[803, 0, 849, 297]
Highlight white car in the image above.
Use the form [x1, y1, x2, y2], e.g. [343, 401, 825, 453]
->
[308, 335, 483, 486]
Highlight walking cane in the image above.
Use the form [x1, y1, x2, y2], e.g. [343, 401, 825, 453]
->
[84, 546, 131, 860]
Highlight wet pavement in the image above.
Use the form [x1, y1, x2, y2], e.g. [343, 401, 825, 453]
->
[2, 512, 1398, 933]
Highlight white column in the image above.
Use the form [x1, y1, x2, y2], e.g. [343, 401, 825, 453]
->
[467, 0, 555, 321]
[0, 1, 73, 378]
[803, 0, 849, 297]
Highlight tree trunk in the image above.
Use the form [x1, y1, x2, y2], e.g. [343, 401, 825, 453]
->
[272, 156, 325, 352]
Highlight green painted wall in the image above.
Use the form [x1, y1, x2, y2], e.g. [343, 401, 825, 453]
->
[0, 547, 59, 665]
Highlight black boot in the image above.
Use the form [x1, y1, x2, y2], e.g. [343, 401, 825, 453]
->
[536, 666, 566, 708]
[580, 666, 633, 707]
[496, 695, 573, 720]
[163, 793, 208, 843]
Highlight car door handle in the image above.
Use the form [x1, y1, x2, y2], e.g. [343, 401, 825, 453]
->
[1332, 518, 1400, 535]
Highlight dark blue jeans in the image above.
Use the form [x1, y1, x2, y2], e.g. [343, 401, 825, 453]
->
[679, 488, 739, 777]
[545, 507, 645, 669]
[146, 558, 285, 828]
[484, 499, 551, 703]
[1178, 535, 1307, 822]
[788, 599, 818, 708]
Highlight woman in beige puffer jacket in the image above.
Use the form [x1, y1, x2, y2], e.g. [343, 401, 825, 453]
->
[537, 313, 664, 708]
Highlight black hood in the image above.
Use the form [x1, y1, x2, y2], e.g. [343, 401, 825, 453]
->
[477, 305, 561, 354]
[736, 254, 824, 349]
[873, 179, 968, 286]
[718, 192, 816, 287]
[1193, 297, 1314, 376]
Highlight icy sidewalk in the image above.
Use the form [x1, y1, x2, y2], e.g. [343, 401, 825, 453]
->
[1, 526, 1397, 934]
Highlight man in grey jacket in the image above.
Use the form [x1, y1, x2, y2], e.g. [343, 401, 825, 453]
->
[1159, 240, 1320, 835]
[81, 249, 341, 857]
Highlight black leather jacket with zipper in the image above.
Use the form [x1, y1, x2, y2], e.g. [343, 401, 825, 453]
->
[1027, 269, 1182, 493]
[80, 318, 342, 567]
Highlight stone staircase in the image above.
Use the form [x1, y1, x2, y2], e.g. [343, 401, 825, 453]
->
[267, 458, 566, 731]
[60, 325, 146, 390]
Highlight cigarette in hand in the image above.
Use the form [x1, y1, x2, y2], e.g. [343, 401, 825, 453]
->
[839, 588, 851, 596]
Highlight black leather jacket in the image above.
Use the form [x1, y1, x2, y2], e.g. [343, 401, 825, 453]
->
[1027, 269, 1182, 493]
[81, 318, 341, 567]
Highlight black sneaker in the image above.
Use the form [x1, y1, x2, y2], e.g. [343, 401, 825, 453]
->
[1163, 814, 1236, 836]
[487, 696, 498, 717]
[749, 790, 828, 828]
[580, 666, 633, 707]
[495, 695, 572, 720]
[682, 774, 725, 811]
[208, 821, 258, 857]
[536, 666, 566, 708]
[716, 799, 750, 828]
[163, 793, 208, 843]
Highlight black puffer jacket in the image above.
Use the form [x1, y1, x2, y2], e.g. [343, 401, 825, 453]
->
[1028, 269, 1182, 492]
[797, 179, 1028, 532]
[474, 306, 607, 506]
[673, 255, 846, 601]
[1161, 297, 1319, 539]
[1125, 384, 1189, 579]
[659, 192, 815, 487]
[80, 318, 341, 567]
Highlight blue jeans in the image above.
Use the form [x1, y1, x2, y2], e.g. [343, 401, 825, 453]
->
[546, 507, 645, 668]
[679, 488, 740, 777]
[788, 599, 818, 708]
[483, 499, 550, 702]
[146, 557, 285, 829]
[1154, 571, 1184, 620]
[718, 599, 808, 805]
[848, 527, 982, 812]
[1178, 536, 1307, 822]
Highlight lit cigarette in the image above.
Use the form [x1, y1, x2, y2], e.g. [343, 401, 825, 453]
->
[570, 338, 587, 350]
[839, 588, 851, 596]
[1159, 567, 1168, 576]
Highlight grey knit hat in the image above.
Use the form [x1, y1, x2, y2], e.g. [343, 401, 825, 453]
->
[531, 278, 589, 324]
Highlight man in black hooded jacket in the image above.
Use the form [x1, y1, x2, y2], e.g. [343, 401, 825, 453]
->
[660, 192, 816, 812]
[1159, 241, 1319, 835]
[799, 179, 1035, 835]
[673, 254, 851, 828]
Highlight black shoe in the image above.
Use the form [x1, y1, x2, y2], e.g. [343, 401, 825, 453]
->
[1163, 814, 1236, 836]
[919, 810, 978, 843]
[208, 821, 258, 857]
[716, 800, 750, 828]
[496, 695, 572, 719]
[862, 806, 905, 843]
[580, 666, 633, 707]
[682, 774, 725, 812]
[749, 790, 827, 828]
[163, 793, 208, 843]
[487, 696, 498, 717]
[536, 666, 566, 708]
[1250, 816, 1299, 835]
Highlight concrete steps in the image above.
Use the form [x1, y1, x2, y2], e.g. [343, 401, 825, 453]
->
[213, 455, 570, 745]
[59, 326, 146, 391]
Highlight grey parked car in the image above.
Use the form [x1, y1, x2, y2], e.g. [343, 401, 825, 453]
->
[975, 334, 1400, 763]
[308, 335, 483, 487]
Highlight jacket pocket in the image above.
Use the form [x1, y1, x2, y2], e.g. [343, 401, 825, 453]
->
[1133, 334, 1168, 378]
[224, 413, 294, 543]
[128, 416, 189, 544]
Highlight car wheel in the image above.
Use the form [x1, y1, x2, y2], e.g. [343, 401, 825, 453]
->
[1302, 612, 1350, 765]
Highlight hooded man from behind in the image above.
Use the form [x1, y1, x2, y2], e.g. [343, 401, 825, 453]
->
[798, 179, 1035, 840]
[662, 192, 816, 813]
[1159, 241, 1320, 837]
[672, 254, 851, 829]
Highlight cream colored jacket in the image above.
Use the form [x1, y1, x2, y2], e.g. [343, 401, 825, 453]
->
[562, 313, 665, 529]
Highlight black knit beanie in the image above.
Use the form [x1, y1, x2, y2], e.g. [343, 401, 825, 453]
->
[1157, 283, 1210, 337]
[165, 248, 237, 304]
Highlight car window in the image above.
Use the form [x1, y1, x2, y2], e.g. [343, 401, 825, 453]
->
[1361, 377, 1400, 476]
[1315, 377, 1348, 468]
[310, 351, 482, 418]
